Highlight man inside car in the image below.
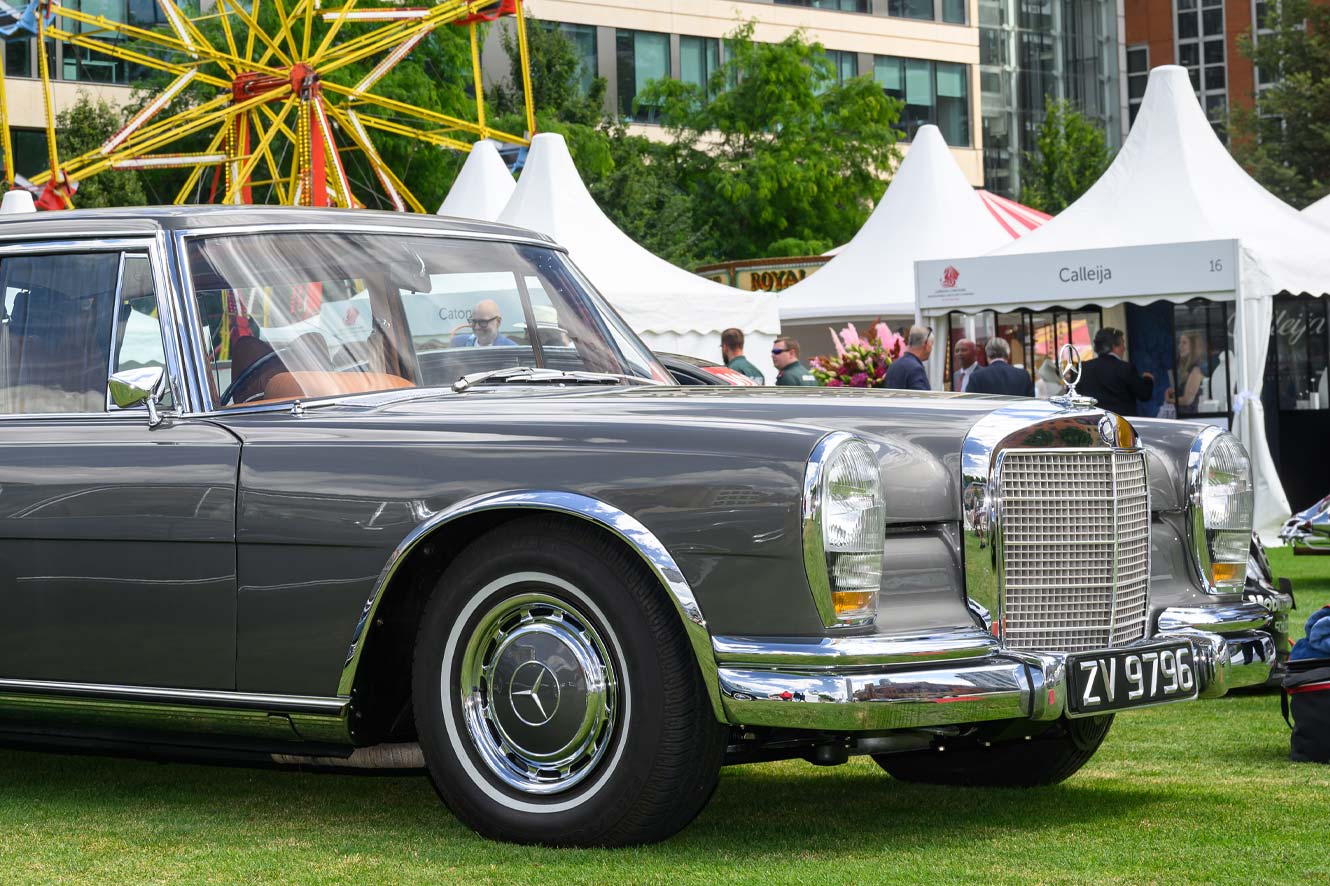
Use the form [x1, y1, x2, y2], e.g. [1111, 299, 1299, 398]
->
[452, 299, 517, 348]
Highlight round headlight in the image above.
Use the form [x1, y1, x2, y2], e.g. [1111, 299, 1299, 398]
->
[1188, 428, 1254, 592]
[803, 434, 884, 626]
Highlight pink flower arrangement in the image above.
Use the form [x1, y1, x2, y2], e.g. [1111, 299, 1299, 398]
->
[810, 320, 905, 388]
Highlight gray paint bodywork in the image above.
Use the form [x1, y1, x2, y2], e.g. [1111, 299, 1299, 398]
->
[0, 208, 1226, 731]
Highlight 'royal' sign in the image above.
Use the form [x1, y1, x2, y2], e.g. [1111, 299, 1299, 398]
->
[915, 240, 1240, 313]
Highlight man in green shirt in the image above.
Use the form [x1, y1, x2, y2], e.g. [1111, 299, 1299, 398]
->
[773, 336, 818, 387]
[721, 327, 765, 384]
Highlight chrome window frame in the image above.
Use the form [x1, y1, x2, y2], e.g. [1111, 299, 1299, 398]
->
[0, 235, 194, 420]
[169, 225, 590, 417]
[960, 401, 1146, 648]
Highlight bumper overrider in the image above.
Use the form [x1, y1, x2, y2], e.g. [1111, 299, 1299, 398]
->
[713, 607, 1280, 732]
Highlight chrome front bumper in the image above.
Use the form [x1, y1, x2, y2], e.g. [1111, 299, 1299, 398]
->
[714, 625, 1275, 732]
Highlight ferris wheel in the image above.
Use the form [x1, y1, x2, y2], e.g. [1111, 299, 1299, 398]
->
[0, 0, 536, 210]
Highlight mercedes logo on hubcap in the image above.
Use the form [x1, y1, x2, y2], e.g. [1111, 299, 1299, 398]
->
[508, 660, 562, 727]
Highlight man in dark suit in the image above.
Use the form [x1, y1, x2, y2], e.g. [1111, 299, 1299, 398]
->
[967, 337, 1034, 397]
[1077, 327, 1154, 416]
[883, 325, 933, 391]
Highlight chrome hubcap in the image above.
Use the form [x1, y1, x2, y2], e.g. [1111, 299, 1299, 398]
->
[458, 591, 618, 795]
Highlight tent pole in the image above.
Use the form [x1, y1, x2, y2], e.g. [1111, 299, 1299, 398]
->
[1232, 256, 1247, 433]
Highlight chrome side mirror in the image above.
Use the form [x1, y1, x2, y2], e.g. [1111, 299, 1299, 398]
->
[109, 366, 168, 428]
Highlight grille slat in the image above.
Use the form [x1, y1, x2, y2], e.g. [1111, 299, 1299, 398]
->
[997, 449, 1150, 653]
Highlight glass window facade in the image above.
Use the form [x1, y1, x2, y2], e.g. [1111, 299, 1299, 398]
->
[1127, 45, 1148, 126]
[824, 49, 858, 86]
[556, 23, 598, 97]
[888, 0, 936, 20]
[616, 29, 670, 123]
[875, 56, 971, 147]
[979, 0, 1122, 197]
[680, 35, 720, 92]
[4, 37, 31, 78]
[774, 0, 870, 10]
[1178, 0, 1227, 136]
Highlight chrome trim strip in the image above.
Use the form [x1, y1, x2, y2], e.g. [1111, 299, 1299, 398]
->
[338, 490, 724, 720]
[718, 660, 1031, 731]
[0, 678, 349, 715]
[711, 629, 1001, 669]
[1156, 602, 1274, 634]
[717, 631, 1231, 731]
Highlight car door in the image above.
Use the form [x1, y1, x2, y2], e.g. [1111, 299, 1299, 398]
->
[0, 239, 240, 691]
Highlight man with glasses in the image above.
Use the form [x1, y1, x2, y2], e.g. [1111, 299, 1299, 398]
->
[773, 337, 817, 386]
[453, 299, 517, 348]
[883, 325, 933, 391]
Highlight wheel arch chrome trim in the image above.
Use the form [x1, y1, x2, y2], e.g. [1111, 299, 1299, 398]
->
[338, 490, 724, 720]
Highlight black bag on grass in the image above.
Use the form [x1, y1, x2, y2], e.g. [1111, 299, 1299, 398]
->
[1282, 657, 1330, 764]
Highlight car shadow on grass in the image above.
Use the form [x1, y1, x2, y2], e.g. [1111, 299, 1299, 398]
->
[0, 746, 1163, 858]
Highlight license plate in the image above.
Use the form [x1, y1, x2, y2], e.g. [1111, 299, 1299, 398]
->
[1066, 642, 1198, 715]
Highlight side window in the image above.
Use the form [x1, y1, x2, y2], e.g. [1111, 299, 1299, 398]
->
[0, 251, 120, 414]
[110, 254, 174, 410]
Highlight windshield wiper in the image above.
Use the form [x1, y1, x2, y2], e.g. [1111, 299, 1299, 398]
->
[451, 366, 629, 393]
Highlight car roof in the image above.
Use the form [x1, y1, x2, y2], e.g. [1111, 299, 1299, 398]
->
[0, 205, 559, 247]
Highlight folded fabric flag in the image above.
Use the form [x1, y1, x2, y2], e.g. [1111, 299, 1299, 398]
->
[1291, 606, 1330, 661]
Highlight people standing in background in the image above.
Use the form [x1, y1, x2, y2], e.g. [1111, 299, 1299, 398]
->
[773, 337, 817, 386]
[966, 337, 1035, 397]
[883, 325, 933, 391]
[1078, 327, 1154, 416]
[1170, 331, 1207, 414]
[720, 327, 765, 384]
[953, 338, 978, 392]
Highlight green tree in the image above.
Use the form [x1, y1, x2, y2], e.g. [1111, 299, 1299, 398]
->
[57, 93, 147, 208]
[1231, 0, 1330, 207]
[642, 22, 902, 259]
[1020, 98, 1112, 214]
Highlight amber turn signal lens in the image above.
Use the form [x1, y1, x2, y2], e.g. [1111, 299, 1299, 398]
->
[833, 590, 875, 617]
[1211, 562, 1241, 583]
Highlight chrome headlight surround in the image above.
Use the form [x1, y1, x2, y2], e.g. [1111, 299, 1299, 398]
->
[802, 432, 884, 628]
[1186, 426, 1254, 594]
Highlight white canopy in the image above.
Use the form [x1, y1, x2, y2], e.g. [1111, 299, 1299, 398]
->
[916, 65, 1330, 533]
[1306, 193, 1330, 228]
[778, 125, 1021, 327]
[500, 133, 782, 380]
[437, 139, 515, 221]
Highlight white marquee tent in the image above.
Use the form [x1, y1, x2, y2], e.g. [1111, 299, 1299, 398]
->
[779, 125, 1045, 351]
[1305, 193, 1330, 228]
[437, 139, 515, 221]
[500, 133, 782, 380]
[915, 65, 1330, 533]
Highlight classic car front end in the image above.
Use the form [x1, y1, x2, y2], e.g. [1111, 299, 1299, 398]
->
[0, 206, 1274, 848]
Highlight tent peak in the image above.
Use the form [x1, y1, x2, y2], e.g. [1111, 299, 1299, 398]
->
[438, 138, 514, 221]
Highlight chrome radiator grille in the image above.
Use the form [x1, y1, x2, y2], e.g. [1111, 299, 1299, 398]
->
[997, 449, 1150, 653]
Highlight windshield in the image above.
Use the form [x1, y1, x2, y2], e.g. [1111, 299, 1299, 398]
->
[186, 231, 669, 407]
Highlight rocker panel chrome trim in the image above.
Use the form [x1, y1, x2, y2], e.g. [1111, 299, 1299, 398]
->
[338, 490, 724, 720]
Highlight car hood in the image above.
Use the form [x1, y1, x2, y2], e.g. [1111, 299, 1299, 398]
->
[329, 385, 1014, 523]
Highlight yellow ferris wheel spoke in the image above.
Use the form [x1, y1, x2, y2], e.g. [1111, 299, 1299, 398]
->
[329, 106, 428, 213]
[348, 113, 470, 152]
[311, 0, 360, 64]
[46, 28, 234, 88]
[315, 0, 475, 71]
[223, 97, 296, 204]
[174, 127, 233, 205]
[30, 93, 233, 185]
[219, 0, 292, 68]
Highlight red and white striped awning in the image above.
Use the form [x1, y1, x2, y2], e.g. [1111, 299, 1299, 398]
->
[977, 190, 1051, 238]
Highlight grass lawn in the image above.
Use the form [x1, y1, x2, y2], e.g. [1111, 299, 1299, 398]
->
[1, 550, 1327, 884]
